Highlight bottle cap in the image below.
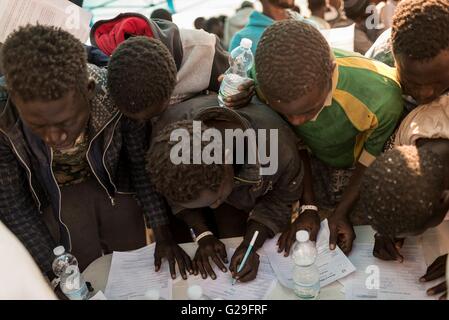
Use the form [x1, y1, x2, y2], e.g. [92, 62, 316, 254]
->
[144, 288, 160, 300]
[187, 285, 203, 300]
[296, 230, 310, 242]
[240, 38, 252, 49]
[53, 246, 65, 256]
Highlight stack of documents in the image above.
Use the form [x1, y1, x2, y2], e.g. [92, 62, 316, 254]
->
[339, 241, 438, 300]
[188, 248, 278, 300]
[105, 244, 172, 300]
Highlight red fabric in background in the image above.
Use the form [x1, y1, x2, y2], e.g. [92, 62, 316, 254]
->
[94, 16, 154, 56]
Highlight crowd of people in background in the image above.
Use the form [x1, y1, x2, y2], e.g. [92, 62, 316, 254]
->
[190, 0, 398, 54]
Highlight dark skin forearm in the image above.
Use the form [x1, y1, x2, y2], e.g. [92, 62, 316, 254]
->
[242, 221, 273, 251]
[152, 224, 174, 242]
[177, 209, 210, 236]
[334, 162, 367, 218]
[299, 149, 316, 205]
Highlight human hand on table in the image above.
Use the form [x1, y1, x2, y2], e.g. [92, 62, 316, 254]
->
[229, 242, 260, 283]
[154, 239, 193, 280]
[420, 254, 447, 300]
[372, 233, 405, 262]
[277, 210, 321, 257]
[328, 214, 356, 255]
[218, 75, 254, 109]
[193, 235, 228, 280]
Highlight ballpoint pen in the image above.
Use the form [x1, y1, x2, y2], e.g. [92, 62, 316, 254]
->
[232, 230, 259, 285]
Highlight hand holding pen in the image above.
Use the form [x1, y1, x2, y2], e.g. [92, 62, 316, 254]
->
[230, 231, 260, 284]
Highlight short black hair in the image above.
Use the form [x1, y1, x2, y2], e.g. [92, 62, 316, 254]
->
[150, 8, 173, 21]
[255, 19, 333, 103]
[107, 36, 177, 115]
[392, 0, 449, 60]
[359, 145, 446, 237]
[343, 0, 370, 21]
[309, 0, 326, 12]
[1, 25, 88, 102]
[146, 120, 226, 203]
[194, 17, 206, 29]
[205, 17, 223, 32]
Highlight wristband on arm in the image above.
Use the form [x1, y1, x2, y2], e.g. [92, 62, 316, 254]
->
[298, 204, 319, 215]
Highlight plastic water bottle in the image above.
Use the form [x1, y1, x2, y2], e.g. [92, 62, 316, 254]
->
[218, 38, 254, 107]
[52, 246, 89, 300]
[60, 264, 89, 300]
[52, 246, 78, 278]
[292, 230, 320, 300]
[187, 285, 210, 300]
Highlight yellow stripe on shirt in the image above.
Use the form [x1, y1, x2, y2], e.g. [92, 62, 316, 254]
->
[333, 89, 379, 163]
[336, 56, 400, 87]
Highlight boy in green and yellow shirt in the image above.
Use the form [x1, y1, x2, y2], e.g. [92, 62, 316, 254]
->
[254, 19, 404, 255]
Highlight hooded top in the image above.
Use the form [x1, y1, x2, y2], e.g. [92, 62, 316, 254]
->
[90, 13, 183, 70]
[90, 13, 229, 104]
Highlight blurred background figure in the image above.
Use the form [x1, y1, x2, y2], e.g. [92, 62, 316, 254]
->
[194, 16, 206, 29]
[344, 0, 382, 54]
[325, 0, 345, 25]
[308, 0, 331, 29]
[229, 0, 318, 53]
[376, 0, 400, 29]
[204, 17, 225, 46]
[151, 8, 173, 21]
[223, 1, 255, 48]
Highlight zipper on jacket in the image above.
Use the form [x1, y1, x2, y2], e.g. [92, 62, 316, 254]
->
[102, 114, 138, 196]
[102, 113, 122, 197]
[85, 111, 121, 207]
[234, 176, 262, 184]
[50, 148, 72, 251]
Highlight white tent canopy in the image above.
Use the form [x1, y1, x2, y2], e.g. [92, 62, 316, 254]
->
[84, 0, 310, 29]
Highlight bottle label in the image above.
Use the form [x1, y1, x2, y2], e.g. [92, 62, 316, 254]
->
[218, 74, 247, 106]
[64, 283, 89, 300]
[61, 265, 89, 300]
[293, 282, 320, 300]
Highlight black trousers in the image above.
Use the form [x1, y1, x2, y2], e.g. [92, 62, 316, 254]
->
[43, 178, 146, 271]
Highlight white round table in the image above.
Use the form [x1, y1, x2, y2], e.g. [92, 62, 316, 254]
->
[83, 222, 449, 300]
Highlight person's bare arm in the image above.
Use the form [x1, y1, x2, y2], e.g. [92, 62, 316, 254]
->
[327, 163, 365, 254]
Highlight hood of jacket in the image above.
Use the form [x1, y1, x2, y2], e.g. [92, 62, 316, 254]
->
[90, 12, 183, 70]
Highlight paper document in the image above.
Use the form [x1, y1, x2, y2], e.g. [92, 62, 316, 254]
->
[0, 0, 92, 43]
[264, 219, 356, 289]
[190, 248, 277, 300]
[104, 244, 172, 300]
[320, 24, 355, 52]
[89, 290, 107, 300]
[342, 242, 437, 300]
